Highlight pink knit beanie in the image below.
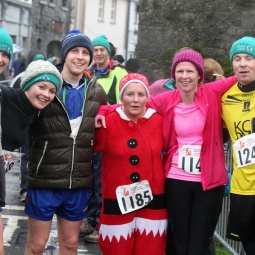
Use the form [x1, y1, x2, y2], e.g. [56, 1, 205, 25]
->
[171, 50, 204, 82]
[119, 73, 149, 100]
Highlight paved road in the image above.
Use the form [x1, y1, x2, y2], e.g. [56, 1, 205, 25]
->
[3, 163, 102, 255]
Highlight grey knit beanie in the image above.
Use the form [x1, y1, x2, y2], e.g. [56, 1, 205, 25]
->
[21, 60, 63, 93]
[61, 29, 93, 64]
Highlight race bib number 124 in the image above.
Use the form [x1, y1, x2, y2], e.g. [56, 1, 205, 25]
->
[234, 133, 255, 168]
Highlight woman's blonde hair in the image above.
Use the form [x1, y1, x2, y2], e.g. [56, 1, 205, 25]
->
[204, 58, 224, 84]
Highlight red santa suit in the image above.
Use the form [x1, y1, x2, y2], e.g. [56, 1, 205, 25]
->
[94, 106, 168, 255]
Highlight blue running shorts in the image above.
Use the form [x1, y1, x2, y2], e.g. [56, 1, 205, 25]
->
[24, 188, 89, 221]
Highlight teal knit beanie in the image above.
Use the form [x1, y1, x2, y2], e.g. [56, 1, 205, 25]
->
[92, 34, 111, 53]
[0, 28, 13, 60]
[230, 36, 255, 63]
[21, 60, 63, 93]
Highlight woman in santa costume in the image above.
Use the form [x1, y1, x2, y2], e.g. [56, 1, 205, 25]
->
[94, 73, 168, 255]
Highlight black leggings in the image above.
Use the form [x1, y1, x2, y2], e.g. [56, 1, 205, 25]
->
[165, 178, 224, 255]
[242, 237, 255, 255]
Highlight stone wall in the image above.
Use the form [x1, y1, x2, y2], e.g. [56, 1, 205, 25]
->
[31, 0, 71, 57]
[136, 0, 255, 83]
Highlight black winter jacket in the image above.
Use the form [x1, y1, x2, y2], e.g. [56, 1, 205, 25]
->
[27, 73, 107, 189]
[0, 85, 37, 207]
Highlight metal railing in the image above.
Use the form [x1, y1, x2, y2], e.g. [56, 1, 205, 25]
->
[214, 146, 246, 254]
[0, 79, 12, 86]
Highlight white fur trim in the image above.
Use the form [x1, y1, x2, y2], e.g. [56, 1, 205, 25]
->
[116, 107, 156, 121]
[119, 79, 150, 100]
[99, 217, 167, 242]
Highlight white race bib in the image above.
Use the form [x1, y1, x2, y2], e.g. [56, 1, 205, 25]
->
[178, 145, 201, 174]
[70, 116, 82, 137]
[233, 133, 255, 168]
[3, 150, 24, 172]
[116, 180, 153, 214]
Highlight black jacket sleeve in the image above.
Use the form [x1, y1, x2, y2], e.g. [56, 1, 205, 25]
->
[0, 88, 5, 207]
[0, 85, 37, 151]
[0, 156, 6, 207]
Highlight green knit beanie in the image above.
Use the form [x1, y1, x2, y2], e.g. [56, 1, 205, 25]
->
[92, 34, 111, 53]
[230, 36, 255, 63]
[0, 28, 13, 60]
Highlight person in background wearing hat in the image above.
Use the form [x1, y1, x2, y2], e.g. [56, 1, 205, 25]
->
[80, 34, 127, 243]
[125, 58, 141, 74]
[94, 73, 167, 255]
[97, 49, 238, 254]
[10, 49, 47, 89]
[222, 36, 255, 255]
[23, 29, 107, 255]
[9, 50, 47, 202]
[91, 34, 127, 104]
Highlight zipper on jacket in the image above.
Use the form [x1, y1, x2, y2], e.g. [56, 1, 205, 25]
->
[36, 141, 48, 175]
[68, 83, 94, 185]
[58, 77, 94, 189]
[68, 79, 93, 188]
[56, 96, 72, 132]
[69, 136, 76, 189]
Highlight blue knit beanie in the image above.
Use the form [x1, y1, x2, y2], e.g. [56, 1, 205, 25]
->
[61, 29, 93, 65]
[0, 28, 13, 60]
[92, 34, 111, 53]
[230, 36, 255, 63]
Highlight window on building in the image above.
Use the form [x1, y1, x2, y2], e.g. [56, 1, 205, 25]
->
[10, 36, 16, 44]
[37, 38, 42, 50]
[98, 0, 104, 20]
[134, 4, 139, 24]
[129, 52, 135, 59]
[110, 0, 116, 23]
[62, 0, 67, 7]
[21, 9, 29, 25]
[23, 37, 27, 50]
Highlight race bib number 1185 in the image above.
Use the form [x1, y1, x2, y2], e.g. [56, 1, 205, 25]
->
[116, 180, 153, 214]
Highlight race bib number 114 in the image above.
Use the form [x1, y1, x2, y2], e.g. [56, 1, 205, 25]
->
[178, 145, 201, 174]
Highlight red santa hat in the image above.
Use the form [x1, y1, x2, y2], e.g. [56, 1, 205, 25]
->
[119, 73, 150, 100]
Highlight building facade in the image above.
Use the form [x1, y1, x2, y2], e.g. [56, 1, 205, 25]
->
[0, 0, 32, 58]
[71, 0, 139, 62]
[1, 0, 139, 63]
[0, 0, 72, 61]
[31, 0, 72, 60]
